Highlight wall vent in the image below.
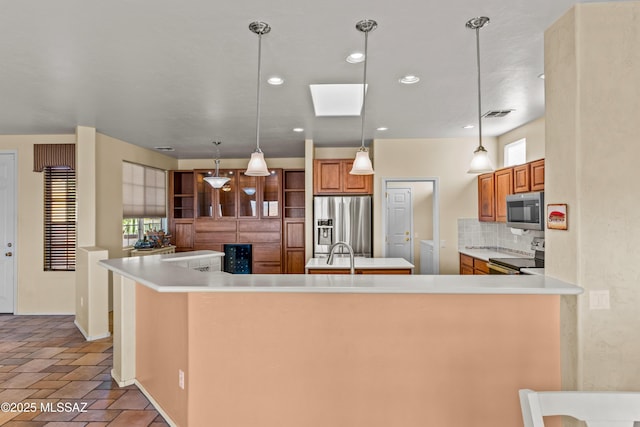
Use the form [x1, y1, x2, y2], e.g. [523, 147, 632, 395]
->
[482, 109, 514, 118]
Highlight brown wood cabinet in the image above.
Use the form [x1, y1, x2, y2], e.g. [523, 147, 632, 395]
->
[530, 159, 545, 191]
[313, 159, 373, 195]
[477, 158, 545, 223]
[477, 173, 495, 222]
[168, 169, 286, 273]
[459, 253, 489, 275]
[494, 168, 513, 222]
[283, 170, 306, 273]
[513, 164, 531, 193]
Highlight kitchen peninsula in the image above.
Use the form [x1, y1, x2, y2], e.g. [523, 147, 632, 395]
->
[99, 251, 581, 427]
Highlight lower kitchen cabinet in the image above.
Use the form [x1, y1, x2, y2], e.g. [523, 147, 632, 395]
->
[459, 253, 488, 275]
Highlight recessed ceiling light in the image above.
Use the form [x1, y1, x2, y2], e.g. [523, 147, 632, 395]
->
[267, 76, 284, 85]
[154, 146, 175, 152]
[463, 125, 475, 129]
[346, 52, 365, 64]
[399, 75, 420, 84]
[293, 128, 304, 132]
[376, 127, 388, 131]
[538, 73, 545, 80]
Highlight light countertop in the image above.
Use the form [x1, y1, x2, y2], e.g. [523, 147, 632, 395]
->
[459, 248, 530, 261]
[99, 251, 581, 296]
[521, 268, 545, 276]
[305, 257, 414, 270]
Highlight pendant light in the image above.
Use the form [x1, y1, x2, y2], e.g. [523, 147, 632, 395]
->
[245, 21, 271, 177]
[203, 141, 230, 189]
[466, 16, 494, 174]
[350, 19, 377, 175]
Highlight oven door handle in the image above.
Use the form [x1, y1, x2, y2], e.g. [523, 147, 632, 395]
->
[487, 262, 520, 275]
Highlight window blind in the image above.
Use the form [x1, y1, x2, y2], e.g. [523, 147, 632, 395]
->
[44, 167, 76, 271]
[122, 162, 166, 218]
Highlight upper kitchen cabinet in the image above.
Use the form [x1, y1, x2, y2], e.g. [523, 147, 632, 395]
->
[313, 159, 373, 195]
[478, 172, 495, 222]
[530, 159, 545, 191]
[195, 170, 237, 219]
[494, 168, 513, 222]
[169, 171, 195, 219]
[477, 158, 545, 223]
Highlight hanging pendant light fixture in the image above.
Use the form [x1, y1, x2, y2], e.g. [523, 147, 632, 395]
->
[466, 16, 494, 174]
[245, 21, 271, 177]
[203, 141, 230, 189]
[350, 19, 377, 175]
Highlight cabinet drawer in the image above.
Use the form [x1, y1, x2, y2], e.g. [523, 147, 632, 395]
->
[473, 259, 489, 274]
[253, 244, 282, 262]
[238, 232, 281, 243]
[195, 220, 237, 232]
[238, 219, 281, 233]
[194, 232, 237, 244]
[253, 262, 282, 274]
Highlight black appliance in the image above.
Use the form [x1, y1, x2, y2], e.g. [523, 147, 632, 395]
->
[223, 243, 252, 274]
[487, 251, 545, 275]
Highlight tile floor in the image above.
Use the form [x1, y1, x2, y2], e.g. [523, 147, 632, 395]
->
[0, 314, 170, 426]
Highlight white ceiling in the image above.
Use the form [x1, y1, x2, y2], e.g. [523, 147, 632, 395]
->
[0, 0, 619, 159]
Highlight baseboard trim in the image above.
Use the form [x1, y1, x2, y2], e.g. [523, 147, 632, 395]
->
[110, 369, 135, 387]
[74, 319, 111, 342]
[135, 380, 178, 427]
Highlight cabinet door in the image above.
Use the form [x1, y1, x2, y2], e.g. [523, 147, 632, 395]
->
[494, 168, 513, 222]
[196, 170, 237, 218]
[313, 160, 342, 194]
[342, 160, 373, 194]
[261, 170, 282, 218]
[285, 250, 305, 274]
[238, 174, 258, 218]
[174, 221, 194, 251]
[513, 164, 531, 193]
[530, 159, 545, 191]
[477, 173, 495, 222]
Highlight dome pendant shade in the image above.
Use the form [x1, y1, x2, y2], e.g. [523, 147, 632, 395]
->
[245, 149, 270, 176]
[350, 147, 375, 175]
[204, 175, 230, 189]
[467, 145, 494, 174]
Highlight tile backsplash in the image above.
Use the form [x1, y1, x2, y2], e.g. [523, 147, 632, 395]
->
[457, 218, 544, 256]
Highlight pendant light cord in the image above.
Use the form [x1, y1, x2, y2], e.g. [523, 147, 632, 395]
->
[475, 27, 483, 151]
[255, 33, 263, 152]
[360, 30, 369, 150]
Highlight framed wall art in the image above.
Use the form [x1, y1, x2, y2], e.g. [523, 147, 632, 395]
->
[547, 203, 567, 230]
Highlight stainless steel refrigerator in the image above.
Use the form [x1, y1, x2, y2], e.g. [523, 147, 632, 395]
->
[313, 196, 372, 257]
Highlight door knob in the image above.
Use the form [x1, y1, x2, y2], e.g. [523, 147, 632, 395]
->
[405, 238, 410, 242]
[5, 252, 12, 257]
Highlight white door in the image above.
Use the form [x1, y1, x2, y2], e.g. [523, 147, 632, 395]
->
[386, 188, 413, 262]
[0, 152, 16, 313]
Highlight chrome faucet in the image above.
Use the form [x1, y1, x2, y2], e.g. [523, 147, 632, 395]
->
[327, 241, 355, 275]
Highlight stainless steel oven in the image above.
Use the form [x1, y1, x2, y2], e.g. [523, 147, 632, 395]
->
[487, 262, 521, 275]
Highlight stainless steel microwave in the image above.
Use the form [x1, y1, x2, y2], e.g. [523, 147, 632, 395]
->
[506, 192, 544, 230]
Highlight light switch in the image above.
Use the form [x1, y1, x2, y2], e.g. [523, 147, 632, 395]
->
[589, 290, 610, 310]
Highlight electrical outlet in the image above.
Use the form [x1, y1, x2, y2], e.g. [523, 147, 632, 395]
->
[589, 290, 610, 310]
[178, 369, 185, 389]
[440, 240, 446, 248]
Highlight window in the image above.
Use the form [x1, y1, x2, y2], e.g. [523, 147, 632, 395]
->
[122, 162, 167, 247]
[504, 138, 527, 167]
[44, 167, 76, 271]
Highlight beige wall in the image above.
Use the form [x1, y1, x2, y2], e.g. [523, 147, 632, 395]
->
[0, 135, 77, 314]
[178, 157, 304, 171]
[546, 2, 640, 391]
[94, 133, 178, 260]
[372, 137, 497, 274]
[497, 116, 546, 167]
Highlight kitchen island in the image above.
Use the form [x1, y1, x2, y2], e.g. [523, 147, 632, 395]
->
[99, 251, 580, 427]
